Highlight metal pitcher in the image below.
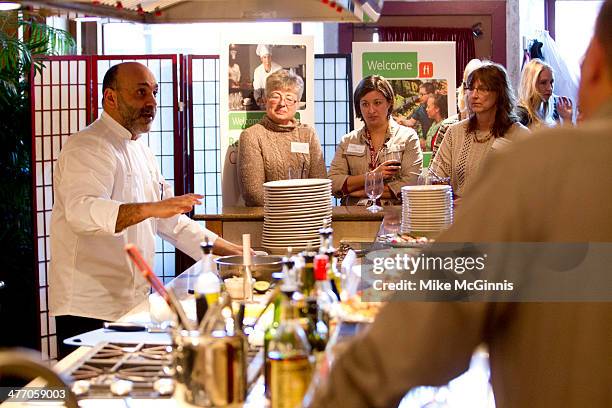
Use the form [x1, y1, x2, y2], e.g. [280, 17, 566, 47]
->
[173, 328, 247, 407]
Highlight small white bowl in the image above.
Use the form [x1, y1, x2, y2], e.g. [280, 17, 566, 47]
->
[149, 293, 175, 324]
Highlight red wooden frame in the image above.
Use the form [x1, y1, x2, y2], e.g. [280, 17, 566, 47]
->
[30, 55, 93, 357]
[90, 55, 184, 196]
[339, 0, 507, 66]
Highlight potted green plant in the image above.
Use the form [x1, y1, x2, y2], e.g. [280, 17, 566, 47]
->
[0, 9, 74, 350]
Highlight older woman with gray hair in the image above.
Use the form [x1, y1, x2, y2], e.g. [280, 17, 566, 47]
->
[238, 69, 327, 206]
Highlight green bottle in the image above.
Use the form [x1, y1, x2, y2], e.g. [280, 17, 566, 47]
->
[264, 289, 282, 399]
[268, 292, 312, 408]
[301, 249, 316, 297]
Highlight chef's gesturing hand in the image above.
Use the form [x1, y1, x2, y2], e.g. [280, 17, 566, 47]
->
[151, 194, 203, 218]
[115, 194, 203, 233]
[374, 160, 401, 180]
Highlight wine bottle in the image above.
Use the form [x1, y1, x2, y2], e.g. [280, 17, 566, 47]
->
[268, 292, 312, 408]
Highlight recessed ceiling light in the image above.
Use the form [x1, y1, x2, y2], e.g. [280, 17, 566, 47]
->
[0, 2, 21, 11]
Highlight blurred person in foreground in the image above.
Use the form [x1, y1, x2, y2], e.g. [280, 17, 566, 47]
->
[517, 58, 574, 129]
[238, 69, 326, 206]
[308, 1, 612, 406]
[430, 63, 529, 206]
[328, 75, 422, 206]
[50, 62, 243, 358]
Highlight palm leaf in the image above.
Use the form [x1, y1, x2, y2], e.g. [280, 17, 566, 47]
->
[0, 9, 76, 264]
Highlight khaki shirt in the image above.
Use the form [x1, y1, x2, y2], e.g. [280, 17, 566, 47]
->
[328, 120, 423, 205]
[309, 99, 612, 408]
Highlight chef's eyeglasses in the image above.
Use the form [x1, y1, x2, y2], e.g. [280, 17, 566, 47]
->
[267, 92, 298, 106]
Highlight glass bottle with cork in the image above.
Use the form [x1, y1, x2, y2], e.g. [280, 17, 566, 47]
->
[318, 226, 343, 301]
[301, 246, 316, 297]
[264, 253, 295, 399]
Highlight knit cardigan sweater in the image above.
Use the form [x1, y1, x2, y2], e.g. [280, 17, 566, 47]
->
[430, 119, 529, 204]
[237, 115, 327, 206]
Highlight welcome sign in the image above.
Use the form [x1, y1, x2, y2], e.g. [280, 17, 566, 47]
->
[362, 52, 419, 78]
[353, 42, 457, 165]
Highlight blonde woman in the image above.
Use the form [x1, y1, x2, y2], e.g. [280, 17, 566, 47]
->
[517, 58, 573, 129]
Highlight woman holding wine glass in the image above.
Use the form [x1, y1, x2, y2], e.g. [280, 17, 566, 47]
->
[329, 75, 423, 206]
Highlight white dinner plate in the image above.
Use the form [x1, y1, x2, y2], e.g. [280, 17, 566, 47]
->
[264, 220, 328, 228]
[265, 205, 331, 213]
[263, 179, 331, 188]
[401, 185, 451, 193]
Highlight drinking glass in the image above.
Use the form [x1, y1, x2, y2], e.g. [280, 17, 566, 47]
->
[383, 149, 402, 166]
[364, 171, 384, 213]
[287, 163, 306, 179]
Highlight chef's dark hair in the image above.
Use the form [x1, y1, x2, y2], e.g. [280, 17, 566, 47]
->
[353, 75, 394, 121]
[102, 64, 121, 101]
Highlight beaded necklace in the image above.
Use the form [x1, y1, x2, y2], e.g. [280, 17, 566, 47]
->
[364, 127, 384, 170]
[472, 129, 494, 143]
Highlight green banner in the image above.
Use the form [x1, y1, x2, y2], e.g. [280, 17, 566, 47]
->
[228, 112, 301, 130]
[229, 112, 265, 130]
[362, 52, 418, 78]
[423, 152, 432, 168]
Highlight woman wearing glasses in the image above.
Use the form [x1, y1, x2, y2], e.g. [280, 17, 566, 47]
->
[238, 69, 326, 206]
[430, 63, 529, 206]
[328, 75, 423, 206]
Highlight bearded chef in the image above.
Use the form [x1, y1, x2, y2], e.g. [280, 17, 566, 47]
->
[49, 62, 243, 358]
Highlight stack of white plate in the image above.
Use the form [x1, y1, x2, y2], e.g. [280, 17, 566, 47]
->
[400, 185, 453, 235]
[262, 179, 332, 255]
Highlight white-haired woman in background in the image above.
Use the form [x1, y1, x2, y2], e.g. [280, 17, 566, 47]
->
[516, 58, 573, 129]
[238, 70, 326, 206]
[253, 44, 282, 109]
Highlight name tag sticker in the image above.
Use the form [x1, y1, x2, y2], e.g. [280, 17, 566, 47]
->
[291, 142, 310, 154]
[346, 143, 366, 155]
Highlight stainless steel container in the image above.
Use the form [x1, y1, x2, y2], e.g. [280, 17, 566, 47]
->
[214, 255, 283, 281]
[173, 329, 247, 407]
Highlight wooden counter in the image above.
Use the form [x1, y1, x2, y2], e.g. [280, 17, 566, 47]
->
[193, 206, 397, 247]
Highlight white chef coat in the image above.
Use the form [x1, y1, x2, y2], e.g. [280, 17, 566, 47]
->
[49, 111, 217, 321]
[253, 61, 282, 108]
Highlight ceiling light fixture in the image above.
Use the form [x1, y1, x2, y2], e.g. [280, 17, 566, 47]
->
[0, 2, 21, 11]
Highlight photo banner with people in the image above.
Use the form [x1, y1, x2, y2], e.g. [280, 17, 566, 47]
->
[220, 35, 315, 205]
[352, 42, 456, 166]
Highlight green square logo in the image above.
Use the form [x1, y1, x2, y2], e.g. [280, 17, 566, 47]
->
[362, 52, 418, 78]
